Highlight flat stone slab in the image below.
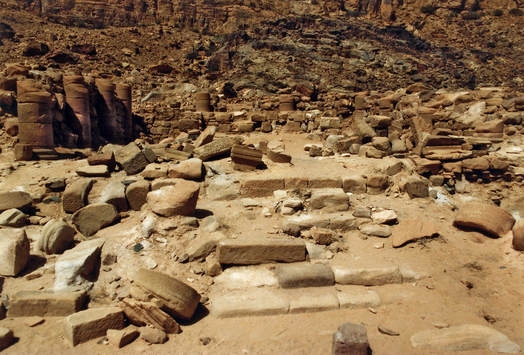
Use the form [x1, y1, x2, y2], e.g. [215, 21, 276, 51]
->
[453, 202, 515, 238]
[210, 291, 289, 318]
[410, 324, 521, 353]
[392, 219, 439, 247]
[332, 265, 402, 286]
[214, 266, 278, 290]
[276, 263, 335, 288]
[289, 294, 339, 314]
[337, 289, 382, 309]
[63, 307, 124, 346]
[217, 239, 306, 265]
[7, 289, 87, 317]
[76, 165, 109, 177]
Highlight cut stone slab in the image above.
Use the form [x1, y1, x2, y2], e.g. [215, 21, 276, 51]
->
[332, 323, 370, 355]
[310, 189, 349, 212]
[98, 181, 127, 212]
[410, 324, 521, 353]
[338, 289, 382, 309]
[7, 289, 87, 317]
[210, 291, 289, 318]
[0, 208, 27, 227]
[217, 239, 306, 265]
[107, 327, 139, 348]
[193, 136, 244, 161]
[0, 229, 30, 276]
[72, 202, 119, 237]
[76, 165, 109, 177]
[371, 210, 397, 224]
[0, 191, 32, 213]
[54, 238, 105, 291]
[119, 298, 180, 334]
[87, 151, 115, 171]
[125, 180, 150, 211]
[62, 179, 94, 213]
[392, 219, 439, 248]
[214, 266, 278, 289]
[453, 202, 516, 238]
[360, 224, 392, 237]
[276, 263, 335, 288]
[241, 178, 285, 198]
[167, 158, 203, 179]
[0, 327, 13, 350]
[146, 180, 200, 217]
[332, 265, 402, 286]
[38, 218, 76, 254]
[289, 294, 339, 314]
[130, 268, 201, 320]
[63, 307, 124, 346]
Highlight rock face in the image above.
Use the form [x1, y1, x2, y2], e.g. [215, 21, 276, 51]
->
[392, 219, 439, 247]
[63, 307, 124, 346]
[39, 219, 76, 254]
[453, 202, 515, 238]
[410, 324, 521, 353]
[332, 323, 370, 355]
[146, 180, 200, 217]
[0, 229, 30, 276]
[72, 203, 119, 237]
[130, 268, 201, 320]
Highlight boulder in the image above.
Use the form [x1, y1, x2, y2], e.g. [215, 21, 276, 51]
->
[453, 202, 515, 238]
[72, 203, 119, 237]
[167, 158, 203, 179]
[98, 181, 127, 212]
[392, 219, 439, 247]
[63, 307, 124, 346]
[0, 208, 27, 227]
[146, 180, 200, 217]
[62, 179, 94, 213]
[0, 229, 30, 276]
[39, 219, 76, 254]
[130, 268, 201, 320]
[0, 191, 32, 213]
[54, 238, 105, 291]
[125, 180, 150, 211]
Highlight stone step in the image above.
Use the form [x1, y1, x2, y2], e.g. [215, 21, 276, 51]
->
[217, 239, 306, 265]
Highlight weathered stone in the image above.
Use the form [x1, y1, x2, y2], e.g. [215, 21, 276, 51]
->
[267, 149, 292, 163]
[217, 239, 306, 265]
[342, 175, 367, 194]
[241, 178, 285, 198]
[54, 238, 105, 291]
[107, 327, 139, 348]
[167, 158, 203, 179]
[338, 289, 382, 309]
[360, 224, 392, 237]
[371, 210, 397, 224]
[125, 180, 150, 211]
[290, 294, 339, 314]
[392, 219, 439, 248]
[0, 327, 13, 350]
[311, 227, 339, 245]
[372, 136, 390, 151]
[308, 177, 342, 189]
[76, 165, 109, 177]
[310, 189, 349, 212]
[98, 181, 127, 212]
[0, 229, 30, 276]
[62, 179, 94, 213]
[194, 126, 217, 148]
[410, 324, 521, 353]
[7, 289, 87, 317]
[512, 219, 524, 251]
[410, 156, 440, 175]
[146, 180, 200, 217]
[63, 307, 124, 346]
[87, 151, 115, 171]
[453, 202, 515, 238]
[332, 323, 370, 355]
[119, 298, 180, 334]
[205, 254, 223, 277]
[193, 136, 244, 161]
[0, 191, 32, 213]
[366, 175, 389, 195]
[114, 143, 149, 175]
[359, 145, 385, 159]
[207, 175, 240, 201]
[142, 163, 168, 179]
[39, 219, 76, 254]
[72, 203, 119, 237]
[330, 215, 358, 231]
[14, 144, 33, 161]
[332, 265, 402, 285]
[140, 327, 167, 344]
[404, 178, 429, 198]
[210, 292, 289, 318]
[0, 208, 27, 227]
[130, 268, 201, 320]
[277, 263, 335, 288]
[462, 157, 490, 171]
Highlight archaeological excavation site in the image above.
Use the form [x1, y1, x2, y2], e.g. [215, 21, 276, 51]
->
[0, 0, 524, 353]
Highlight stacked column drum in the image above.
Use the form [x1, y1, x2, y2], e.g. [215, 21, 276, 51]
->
[64, 75, 91, 148]
[279, 94, 295, 111]
[195, 92, 211, 112]
[115, 83, 133, 142]
[95, 78, 124, 143]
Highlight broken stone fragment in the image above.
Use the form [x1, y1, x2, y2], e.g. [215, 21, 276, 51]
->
[119, 298, 180, 334]
[0, 208, 27, 228]
[392, 219, 439, 248]
[0, 229, 30, 276]
[72, 203, 119, 237]
[146, 180, 200, 217]
[62, 179, 94, 213]
[0, 191, 32, 213]
[63, 307, 124, 346]
[453, 202, 515, 238]
[39, 218, 76, 254]
[332, 323, 370, 355]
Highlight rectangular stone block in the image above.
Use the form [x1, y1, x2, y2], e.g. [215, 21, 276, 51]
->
[217, 239, 306, 265]
[241, 178, 285, 198]
[332, 265, 402, 286]
[277, 264, 334, 288]
[285, 177, 308, 189]
[308, 177, 342, 189]
[8, 290, 87, 317]
[289, 294, 339, 314]
[63, 307, 124, 346]
[338, 289, 382, 309]
[210, 293, 289, 318]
